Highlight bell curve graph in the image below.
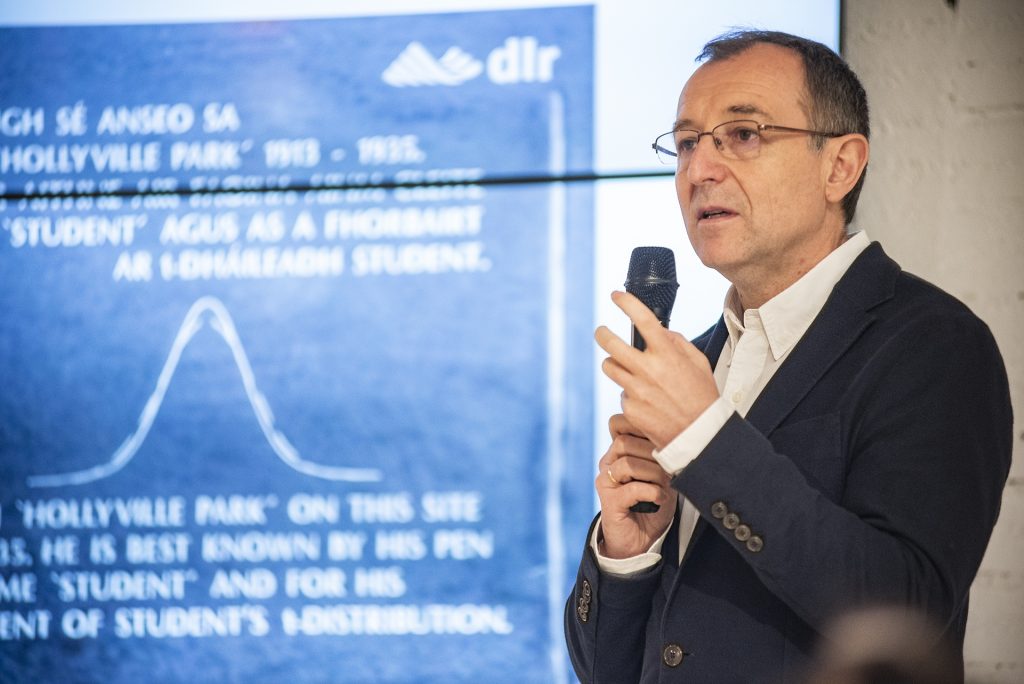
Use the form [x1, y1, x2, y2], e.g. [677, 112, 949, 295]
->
[26, 296, 384, 488]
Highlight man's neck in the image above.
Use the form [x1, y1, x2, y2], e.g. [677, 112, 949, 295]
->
[733, 230, 850, 311]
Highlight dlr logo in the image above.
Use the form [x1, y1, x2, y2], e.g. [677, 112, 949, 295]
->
[487, 36, 561, 84]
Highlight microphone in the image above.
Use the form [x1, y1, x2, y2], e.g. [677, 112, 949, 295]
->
[624, 246, 679, 514]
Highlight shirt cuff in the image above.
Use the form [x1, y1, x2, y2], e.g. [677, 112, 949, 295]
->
[653, 397, 735, 475]
[589, 515, 670, 576]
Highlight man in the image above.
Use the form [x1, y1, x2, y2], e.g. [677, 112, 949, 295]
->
[564, 30, 1011, 683]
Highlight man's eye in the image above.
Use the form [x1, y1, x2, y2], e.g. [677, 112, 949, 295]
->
[677, 137, 699, 152]
[732, 127, 758, 143]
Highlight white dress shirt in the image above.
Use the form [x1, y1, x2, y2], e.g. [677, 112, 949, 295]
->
[594, 231, 871, 574]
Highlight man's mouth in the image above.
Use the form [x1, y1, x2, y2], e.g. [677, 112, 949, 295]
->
[698, 207, 736, 221]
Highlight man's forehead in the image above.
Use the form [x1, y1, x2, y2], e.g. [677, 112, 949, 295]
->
[675, 103, 774, 130]
[675, 44, 806, 125]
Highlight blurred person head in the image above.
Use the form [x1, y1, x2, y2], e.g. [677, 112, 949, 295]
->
[806, 607, 960, 684]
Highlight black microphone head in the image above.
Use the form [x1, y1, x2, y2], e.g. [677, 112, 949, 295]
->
[625, 246, 679, 318]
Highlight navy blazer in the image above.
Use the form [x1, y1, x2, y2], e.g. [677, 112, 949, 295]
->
[565, 242, 1012, 683]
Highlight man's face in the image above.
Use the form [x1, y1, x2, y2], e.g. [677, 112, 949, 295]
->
[675, 43, 836, 295]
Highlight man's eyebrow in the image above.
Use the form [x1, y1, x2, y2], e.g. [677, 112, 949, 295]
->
[728, 103, 771, 119]
[674, 104, 772, 131]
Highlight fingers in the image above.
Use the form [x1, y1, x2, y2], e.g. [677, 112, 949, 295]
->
[597, 455, 668, 489]
[669, 329, 712, 369]
[596, 473, 671, 512]
[600, 355, 633, 391]
[595, 291, 678, 395]
[610, 291, 669, 350]
[594, 324, 635, 360]
[594, 421, 677, 556]
[595, 459, 670, 513]
[596, 432, 665, 492]
[594, 449, 673, 523]
[598, 432, 655, 469]
[608, 413, 640, 439]
[593, 291, 667, 359]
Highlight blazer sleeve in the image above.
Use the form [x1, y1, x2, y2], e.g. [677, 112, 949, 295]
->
[673, 307, 1013, 633]
[564, 516, 662, 683]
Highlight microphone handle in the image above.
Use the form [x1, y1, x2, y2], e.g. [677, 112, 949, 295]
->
[628, 315, 669, 514]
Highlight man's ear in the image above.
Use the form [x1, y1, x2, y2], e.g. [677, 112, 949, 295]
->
[824, 134, 869, 205]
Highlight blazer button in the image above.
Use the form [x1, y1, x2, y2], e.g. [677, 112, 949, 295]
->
[734, 524, 751, 542]
[577, 579, 592, 623]
[723, 512, 740, 530]
[711, 501, 728, 519]
[662, 643, 685, 667]
[746, 535, 764, 553]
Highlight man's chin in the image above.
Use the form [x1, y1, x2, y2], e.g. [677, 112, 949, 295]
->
[692, 242, 744, 275]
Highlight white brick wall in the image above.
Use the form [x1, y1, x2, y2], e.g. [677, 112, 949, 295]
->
[844, 1, 1024, 680]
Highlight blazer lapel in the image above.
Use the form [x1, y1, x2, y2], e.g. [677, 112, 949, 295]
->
[744, 242, 899, 437]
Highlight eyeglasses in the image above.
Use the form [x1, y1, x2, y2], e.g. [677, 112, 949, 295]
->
[652, 119, 844, 166]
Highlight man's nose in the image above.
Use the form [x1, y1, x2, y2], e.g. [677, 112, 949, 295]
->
[685, 134, 727, 185]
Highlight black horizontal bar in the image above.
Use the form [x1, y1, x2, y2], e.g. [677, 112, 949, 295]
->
[0, 169, 675, 202]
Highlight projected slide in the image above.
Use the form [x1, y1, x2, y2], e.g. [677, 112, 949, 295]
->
[25, 296, 386, 488]
[0, 7, 594, 682]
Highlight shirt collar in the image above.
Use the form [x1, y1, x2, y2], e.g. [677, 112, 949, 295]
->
[722, 231, 871, 360]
